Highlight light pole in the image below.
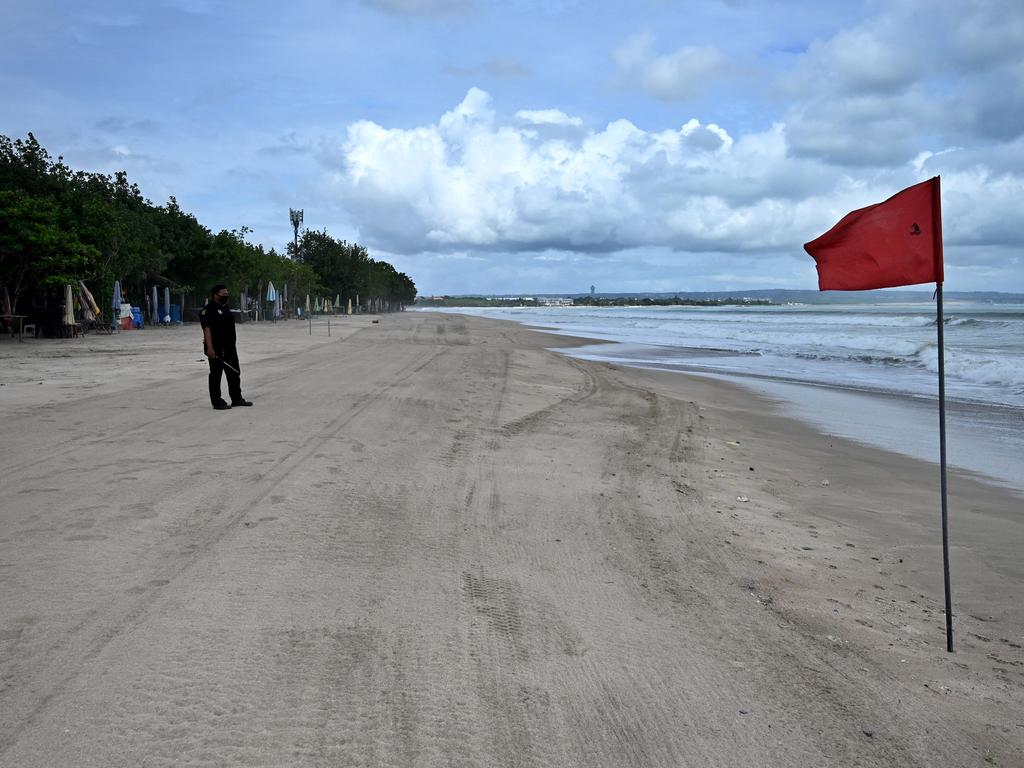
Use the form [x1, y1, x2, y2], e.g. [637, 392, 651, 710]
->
[289, 208, 303, 254]
[289, 208, 303, 319]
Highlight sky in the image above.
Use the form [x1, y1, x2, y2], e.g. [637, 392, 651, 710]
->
[2, 0, 1023, 295]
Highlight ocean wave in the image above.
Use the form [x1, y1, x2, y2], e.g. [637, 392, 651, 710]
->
[941, 316, 1010, 328]
[792, 350, 919, 367]
[917, 345, 1024, 389]
[665, 312, 938, 328]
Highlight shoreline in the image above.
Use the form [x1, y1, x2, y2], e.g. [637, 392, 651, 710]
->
[485, 319, 1024, 495]
[1, 313, 1021, 765]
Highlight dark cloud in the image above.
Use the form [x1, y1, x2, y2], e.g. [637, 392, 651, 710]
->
[949, 0, 1024, 71]
[785, 109, 921, 167]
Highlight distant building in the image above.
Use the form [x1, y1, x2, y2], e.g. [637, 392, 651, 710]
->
[538, 297, 574, 307]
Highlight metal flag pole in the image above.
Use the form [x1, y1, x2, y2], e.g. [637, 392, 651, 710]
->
[936, 282, 953, 652]
[932, 176, 953, 653]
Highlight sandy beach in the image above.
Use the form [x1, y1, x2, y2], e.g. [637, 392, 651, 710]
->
[1, 311, 1021, 767]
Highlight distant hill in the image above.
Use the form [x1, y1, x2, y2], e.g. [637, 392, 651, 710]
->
[419, 289, 1024, 306]
[567, 289, 1024, 304]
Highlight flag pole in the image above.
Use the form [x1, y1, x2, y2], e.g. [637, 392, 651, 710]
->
[933, 176, 953, 653]
[936, 281, 953, 652]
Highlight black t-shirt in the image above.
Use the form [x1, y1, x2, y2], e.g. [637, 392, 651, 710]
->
[200, 301, 236, 351]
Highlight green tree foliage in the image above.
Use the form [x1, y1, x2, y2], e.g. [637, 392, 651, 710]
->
[294, 229, 416, 309]
[0, 133, 416, 314]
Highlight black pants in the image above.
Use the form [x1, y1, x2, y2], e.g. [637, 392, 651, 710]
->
[208, 347, 242, 405]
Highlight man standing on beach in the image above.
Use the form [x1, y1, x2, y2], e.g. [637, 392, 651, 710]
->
[200, 284, 253, 410]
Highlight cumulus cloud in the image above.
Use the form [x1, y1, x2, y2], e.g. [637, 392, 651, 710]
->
[613, 32, 731, 101]
[515, 109, 583, 127]
[323, 86, 1023, 290]
[329, 88, 820, 255]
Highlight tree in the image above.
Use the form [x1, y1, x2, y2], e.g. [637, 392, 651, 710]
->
[0, 132, 416, 316]
[0, 190, 95, 307]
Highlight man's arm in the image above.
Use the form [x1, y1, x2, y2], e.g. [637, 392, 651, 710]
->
[202, 322, 216, 358]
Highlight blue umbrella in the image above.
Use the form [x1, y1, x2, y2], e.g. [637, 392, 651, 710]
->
[112, 280, 122, 333]
[266, 281, 277, 302]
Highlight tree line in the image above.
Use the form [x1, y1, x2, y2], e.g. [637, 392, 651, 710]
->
[0, 133, 416, 317]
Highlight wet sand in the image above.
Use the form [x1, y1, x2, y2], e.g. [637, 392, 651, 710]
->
[0, 312, 1021, 766]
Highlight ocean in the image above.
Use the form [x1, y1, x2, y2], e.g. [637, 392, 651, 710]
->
[416, 303, 1024, 493]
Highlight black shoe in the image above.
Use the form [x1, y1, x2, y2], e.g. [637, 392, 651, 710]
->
[213, 401, 232, 410]
[231, 399, 253, 407]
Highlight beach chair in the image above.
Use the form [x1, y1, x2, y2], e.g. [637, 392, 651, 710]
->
[84, 315, 113, 334]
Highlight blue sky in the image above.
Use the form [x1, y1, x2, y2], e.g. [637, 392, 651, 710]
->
[3, 0, 1022, 294]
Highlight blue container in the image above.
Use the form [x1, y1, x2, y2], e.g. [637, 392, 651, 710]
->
[170, 304, 181, 324]
[131, 307, 144, 329]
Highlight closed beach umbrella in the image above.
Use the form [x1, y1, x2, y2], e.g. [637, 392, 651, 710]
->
[335, 294, 340, 312]
[305, 294, 310, 315]
[63, 285, 75, 326]
[151, 286, 159, 324]
[347, 298, 352, 315]
[79, 281, 100, 316]
[112, 280, 122, 332]
[76, 285, 95, 322]
[2, 284, 11, 317]
[266, 281, 277, 302]
[163, 287, 171, 323]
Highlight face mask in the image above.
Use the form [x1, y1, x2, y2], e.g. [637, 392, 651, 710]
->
[216, 295, 229, 304]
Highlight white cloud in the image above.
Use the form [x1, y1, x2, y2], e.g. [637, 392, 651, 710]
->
[515, 109, 583, 127]
[613, 33, 731, 101]
[324, 87, 1024, 293]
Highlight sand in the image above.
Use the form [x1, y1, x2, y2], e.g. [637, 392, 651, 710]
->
[0, 312, 1021, 767]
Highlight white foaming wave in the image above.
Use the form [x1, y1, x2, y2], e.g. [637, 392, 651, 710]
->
[627, 311, 938, 328]
[645, 324, 928, 359]
[917, 345, 1024, 389]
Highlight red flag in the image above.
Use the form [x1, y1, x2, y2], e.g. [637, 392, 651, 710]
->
[804, 177, 943, 291]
